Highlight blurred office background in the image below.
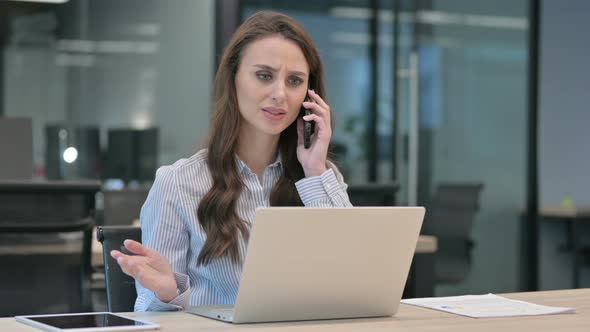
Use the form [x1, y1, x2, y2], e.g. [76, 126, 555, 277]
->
[0, 0, 589, 316]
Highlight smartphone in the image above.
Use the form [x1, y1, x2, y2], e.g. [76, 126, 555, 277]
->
[301, 95, 315, 149]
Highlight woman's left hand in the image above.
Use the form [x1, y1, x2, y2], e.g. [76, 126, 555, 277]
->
[297, 89, 332, 177]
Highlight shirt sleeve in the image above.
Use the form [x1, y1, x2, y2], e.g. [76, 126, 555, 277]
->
[134, 165, 192, 311]
[295, 161, 353, 207]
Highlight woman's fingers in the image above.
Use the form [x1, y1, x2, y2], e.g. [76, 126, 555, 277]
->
[302, 100, 329, 120]
[302, 113, 330, 137]
[308, 89, 330, 111]
[302, 91, 331, 130]
[111, 251, 133, 276]
[112, 252, 147, 279]
[110, 249, 122, 260]
[111, 241, 148, 278]
[123, 239, 151, 256]
[111, 248, 141, 276]
[109, 245, 177, 301]
[296, 117, 305, 146]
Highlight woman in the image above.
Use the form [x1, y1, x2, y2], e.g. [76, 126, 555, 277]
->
[111, 11, 352, 311]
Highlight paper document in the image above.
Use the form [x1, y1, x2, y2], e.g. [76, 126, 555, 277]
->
[401, 294, 576, 318]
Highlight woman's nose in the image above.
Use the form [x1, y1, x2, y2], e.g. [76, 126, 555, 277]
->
[270, 81, 286, 103]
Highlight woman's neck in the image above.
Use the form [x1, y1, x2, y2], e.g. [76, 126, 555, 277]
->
[236, 131, 280, 182]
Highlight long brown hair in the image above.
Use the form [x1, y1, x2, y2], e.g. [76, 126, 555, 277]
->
[196, 11, 328, 265]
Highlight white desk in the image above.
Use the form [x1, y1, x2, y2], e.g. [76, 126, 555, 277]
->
[3, 289, 588, 331]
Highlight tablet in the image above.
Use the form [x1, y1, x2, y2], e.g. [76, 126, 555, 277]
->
[15, 312, 160, 332]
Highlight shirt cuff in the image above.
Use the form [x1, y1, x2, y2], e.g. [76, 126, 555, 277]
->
[295, 168, 343, 206]
[146, 272, 190, 311]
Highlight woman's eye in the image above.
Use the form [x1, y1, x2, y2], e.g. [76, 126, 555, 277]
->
[256, 72, 272, 81]
[288, 77, 303, 86]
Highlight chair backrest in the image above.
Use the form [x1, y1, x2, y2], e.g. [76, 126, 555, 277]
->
[427, 183, 483, 284]
[347, 183, 399, 206]
[97, 226, 141, 312]
[0, 218, 94, 316]
[0, 181, 99, 316]
[101, 189, 149, 226]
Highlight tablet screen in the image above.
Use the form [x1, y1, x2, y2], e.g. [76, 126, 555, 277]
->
[19, 313, 157, 330]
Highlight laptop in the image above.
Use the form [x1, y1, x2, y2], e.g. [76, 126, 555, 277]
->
[187, 207, 425, 323]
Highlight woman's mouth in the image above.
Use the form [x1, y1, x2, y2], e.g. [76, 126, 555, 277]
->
[262, 107, 286, 121]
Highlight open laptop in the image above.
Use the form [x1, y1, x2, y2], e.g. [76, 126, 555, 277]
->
[187, 207, 425, 323]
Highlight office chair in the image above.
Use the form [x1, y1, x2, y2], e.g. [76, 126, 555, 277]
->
[97, 226, 142, 312]
[425, 183, 483, 284]
[0, 218, 94, 316]
[0, 180, 99, 316]
[347, 182, 399, 206]
[101, 188, 149, 226]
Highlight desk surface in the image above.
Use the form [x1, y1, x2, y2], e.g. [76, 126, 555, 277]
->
[3, 289, 588, 331]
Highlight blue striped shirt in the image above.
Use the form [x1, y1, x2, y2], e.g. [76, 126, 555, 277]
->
[135, 149, 352, 311]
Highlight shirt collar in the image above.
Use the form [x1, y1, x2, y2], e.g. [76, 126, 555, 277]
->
[235, 150, 283, 174]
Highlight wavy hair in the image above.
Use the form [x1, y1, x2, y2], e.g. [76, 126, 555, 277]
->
[196, 11, 328, 265]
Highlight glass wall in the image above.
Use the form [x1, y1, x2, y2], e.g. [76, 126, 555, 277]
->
[240, 0, 531, 295]
[2, 0, 532, 296]
[413, 0, 529, 295]
[2, 0, 215, 182]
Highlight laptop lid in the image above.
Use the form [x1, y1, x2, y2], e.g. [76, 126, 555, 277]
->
[231, 207, 425, 323]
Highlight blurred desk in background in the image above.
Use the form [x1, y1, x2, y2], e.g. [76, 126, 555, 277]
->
[405, 235, 437, 298]
[347, 182, 398, 206]
[539, 206, 590, 289]
[90, 233, 436, 267]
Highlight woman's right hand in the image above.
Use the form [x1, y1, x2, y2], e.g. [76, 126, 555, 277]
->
[111, 239, 178, 303]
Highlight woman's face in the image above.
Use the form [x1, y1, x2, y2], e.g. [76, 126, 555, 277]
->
[235, 35, 309, 140]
